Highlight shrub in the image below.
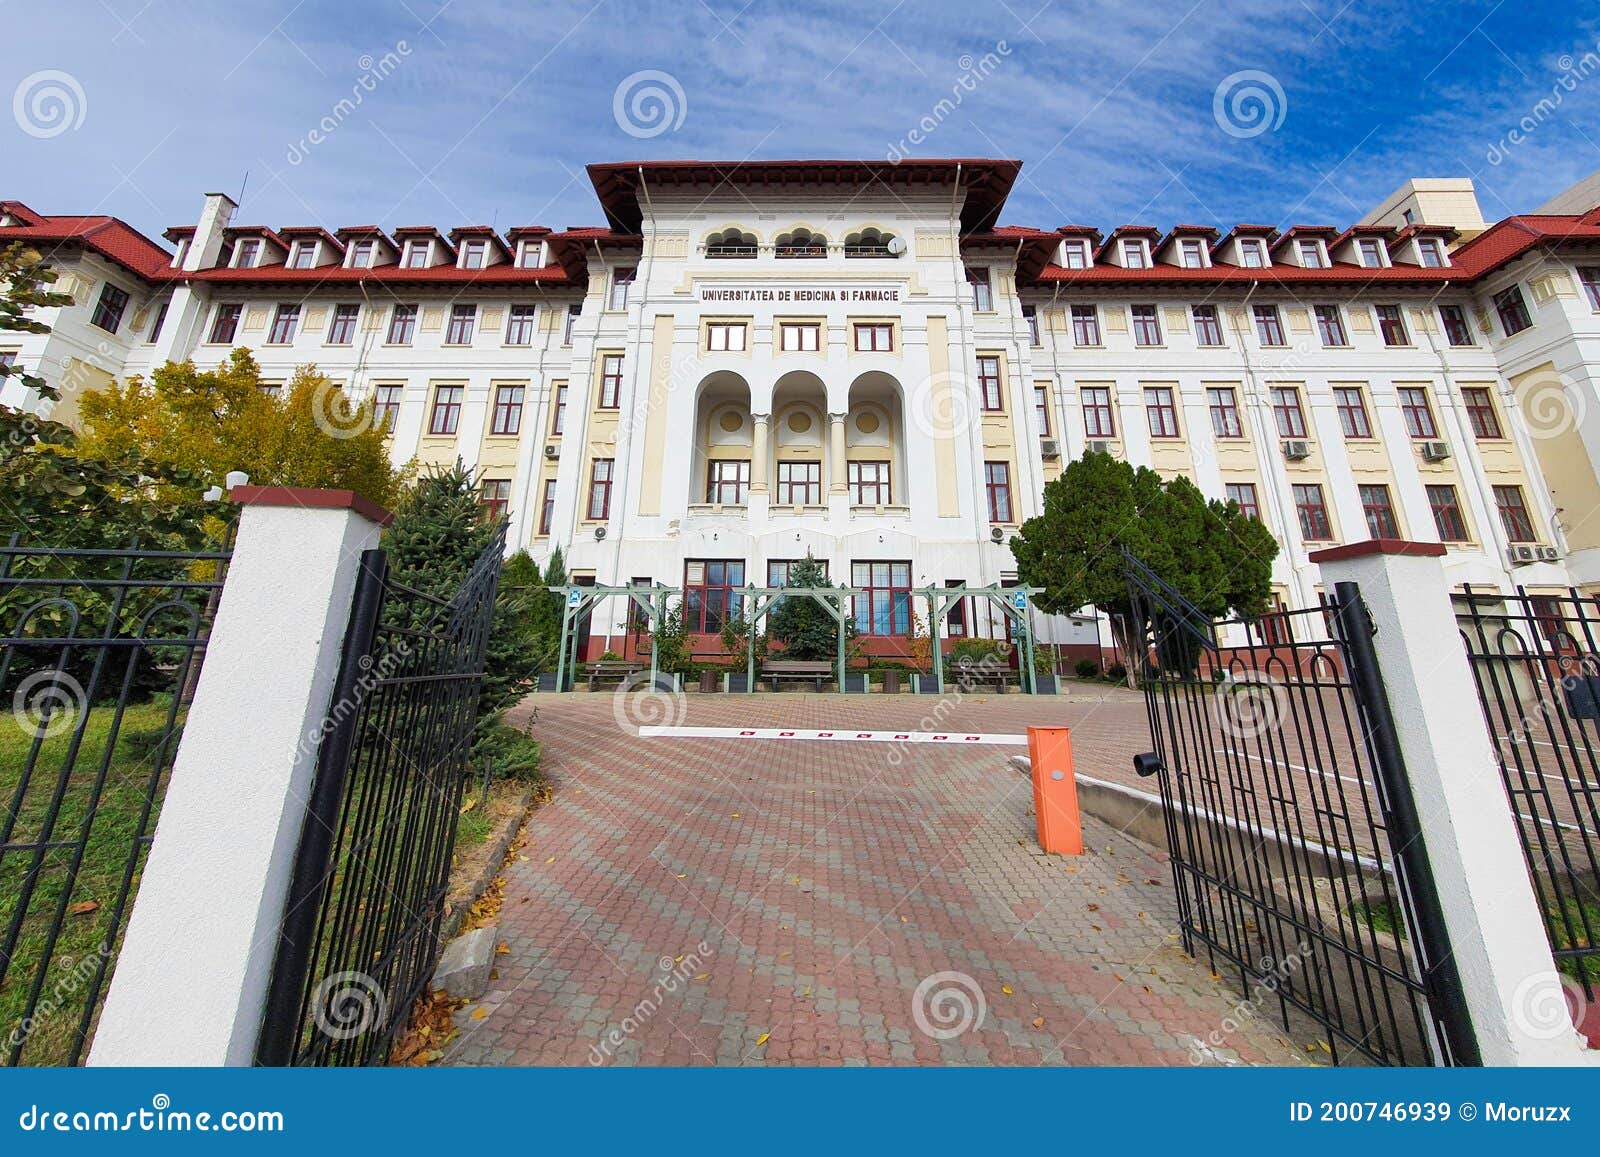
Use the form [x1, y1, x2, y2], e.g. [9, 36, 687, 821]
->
[600, 650, 623, 661]
[471, 720, 542, 784]
[1075, 658, 1100, 679]
[1104, 662, 1127, 683]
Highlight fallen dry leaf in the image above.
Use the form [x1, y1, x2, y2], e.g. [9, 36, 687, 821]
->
[1001, 985, 1013, 995]
[1032, 1017, 1045, 1028]
[470, 1007, 489, 1021]
[67, 900, 100, 916]
[755, 1032, 770, 1046]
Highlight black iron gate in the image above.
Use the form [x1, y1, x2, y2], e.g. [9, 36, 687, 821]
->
[1123, 553, 1475, 1066]
[0, 536, 231, 1066]
[255, 527, 504, 1066]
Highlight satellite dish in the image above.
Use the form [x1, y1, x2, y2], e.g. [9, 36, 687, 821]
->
[885, 235, 907, 256]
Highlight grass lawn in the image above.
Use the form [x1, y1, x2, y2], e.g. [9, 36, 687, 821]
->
[0, 698, 183, 1066]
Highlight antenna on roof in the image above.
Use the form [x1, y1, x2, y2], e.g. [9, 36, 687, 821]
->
[237, 170, 249, 207]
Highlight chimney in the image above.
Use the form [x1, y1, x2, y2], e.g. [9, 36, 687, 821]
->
[186, 192, 238, 272]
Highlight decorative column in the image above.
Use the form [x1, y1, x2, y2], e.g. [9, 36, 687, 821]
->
[828, 411, 848, 495]
[749, 412, 770, 494]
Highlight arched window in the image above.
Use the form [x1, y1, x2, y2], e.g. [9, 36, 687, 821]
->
[775, 228, 828, 259]
[844, 228, 898, 258]
[705, 228, 758, 259]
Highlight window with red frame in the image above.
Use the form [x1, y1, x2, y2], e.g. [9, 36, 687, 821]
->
[267, 304, 299, 345]
[852, 561, 912, 635]
[1493, 485, 1537, 542]
[1461, 387, 1503, 439]
[429, 385, 463, 435]
[1270, 386, 1306, 438]
[965, 267, 992, 311]
[1070, 305, 1100, 346]
[505, 304, 538, 345]
[551, 384, 568, 435]
[1225, 482, 1259, 520]
[1193, 304, 1224, 346]
[705, 459, 750, 505]
[1253, 304, 1285, 346]
[854, 323, 893, 352]
[373, 384, 403, 431]
[1208, 387, 1242, 438]
[599, 354, 624, 408]
[539, 478, 556, 535]
[1581, 267, 1600, 311]
[1398, 387, 1437, 438]
[1438, 304, 1474, 346]
[1292, 483, 1332, 540]
[776, 461, 820, 505]
[1334, 386, 1371, 438]
[1081, 386, 1115, 438]
[387, 303, 417, 344]
[480, 479, 511, 521]
[977, 355, 1002, 410]
[683, 559, 745, 633]
[209, 303, 243, 343]
[587, 459, 614, 520]
[1494, 285, 1532, 336]
[1144, 386, 1179, 438]
[1034, 386, 1051, 436]
[1375, 304, 1409, 346]
[1359, 484, 1399, 538]
[1315, 305, 1347, 346]
[848, 460, 891, 505]
[444, 303, 476, 344]
[491, 385, 524, 436]
[984, 461, 1013, 523]
[326, 303, 359, 345]
[1426, 485, 1469, 541]
[1131, 304, 1162, 346]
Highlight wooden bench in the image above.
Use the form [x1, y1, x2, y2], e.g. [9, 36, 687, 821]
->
[952, 658, 1018, 692]
[762, 659, 834, 691]
[585, 659, 643, 690]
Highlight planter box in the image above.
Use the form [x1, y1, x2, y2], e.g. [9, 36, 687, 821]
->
[725, 672, 752, 693]
[881, 669, 903, 695]
[911, 674, 940, 694]
[1034, 674, 1060, 695]
[842, 673, 869, 694]
[648, 672, 680, 693]
[698, 670, 718, 694]
[535, 672, 562, 693]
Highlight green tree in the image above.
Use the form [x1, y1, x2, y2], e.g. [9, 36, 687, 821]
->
[383, 461, 499, 600]
[1009, 450, 1279, 682]
[766, 553, 854, 660]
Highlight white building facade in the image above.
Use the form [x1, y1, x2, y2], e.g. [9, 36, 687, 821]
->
[7, 159, 1600, 662]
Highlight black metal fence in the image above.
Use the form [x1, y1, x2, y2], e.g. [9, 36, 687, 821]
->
[256, 527, 504, 1066]
[0, 537, 230, 1065]
[1457, 585, 1600, 996]
[1124, 553, 1473, 1066]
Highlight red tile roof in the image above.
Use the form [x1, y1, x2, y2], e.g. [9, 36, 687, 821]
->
[0, 201, 173, 280]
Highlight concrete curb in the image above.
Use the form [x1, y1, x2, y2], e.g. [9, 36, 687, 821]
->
[441, 786, 533, 941]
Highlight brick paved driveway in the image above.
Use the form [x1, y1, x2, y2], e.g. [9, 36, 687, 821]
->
[443, 688, 1318, 1066]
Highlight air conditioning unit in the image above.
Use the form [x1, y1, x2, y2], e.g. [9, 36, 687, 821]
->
[1508, 545, 1537, 566]
[1538, 545, 1561, 562]
[543, 444, 560, 459]
[1086, 440, 1112, 456]
[1420, 441, 1451, 462]
[1040, 438, 1060, 459]
[1281, 439, 1311, 461]
[990, 526, 1006, 543]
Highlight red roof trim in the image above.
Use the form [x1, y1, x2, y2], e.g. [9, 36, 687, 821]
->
[1308, 538, 1446, 562]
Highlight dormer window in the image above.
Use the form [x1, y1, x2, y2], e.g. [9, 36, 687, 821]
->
[705, 229, 757, 259]
[1060, 240, 1089, 269]
[1297, 239, 1325, 268]
[402, 240, 431, 268]
[288, 241, 317, 269]
[516, 241, 543, 268]
[1120, 239, 1148, 268]
[1416, 237, 1446, 268]
[233, 238, 260, 268]
[347, 240, 376, 268]
[1179, 238, 1206, 268]
[460, 240, 487, 269]
[844, 228, 897, 258]
[775, 228, 827, 258]
[1358, 238, 1386, 267]
[1238, 239, 1266, 268]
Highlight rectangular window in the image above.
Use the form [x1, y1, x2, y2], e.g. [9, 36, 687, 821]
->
[1239, 239, 1266, 268]
[208, 303, 243, 343]
[707, 322, 747, 352]
[1144, 386, 1179, 439]
[1271, 386, 1306, 438]
[1494, 485, 1537, 542]
[1580, 267, 1600, 310]
[1297, 238, 1324, 267]
[985, 462, 1013, 522]
[267, 304, 300, 345]
[1462, 386, 1503, 439]
[1179, 238, 1206, 268]
[853, 323, 893, 352]
[966, 267, 993, 311]
[588, 458, 614, 520]
[402, 241, 430, 268]
[518, 242, 542, 269]
[780, 323, 821, 352]
[1398, 386, 1437, 438]
[1207, 387, 1242, 439]
[1131, 305, 1162, 346]
[1061, 241, 1088, 269]
[564, 304, 579, 345]
[977, 355, 1003, 410]
[347, 240, 375, 268]
[1071, 304, 1101, 346]
[233, 238, 260, 268]
[848, 460, 892, 505]
[1376, 304, 1409, 346]
[1359, 484, 1399, 538]
[1022, 305, 1039, 346]
[776, 460, 821, 505]
[461, 240, 487, 269]
[684, 559, 745, 633]
[480, 479, 511, 521]
[1315, 305, 1347, 346]
[326, 303, 360, 344]
[373, 383, 403, 430]
[1292, 483, 1332, 541]
[1225, 481, 1259, 520]
[599, 354, 624, 408]
[1253, 304, 1285, 346]
[1427, 484, 1469, 542]
[1334, 386, 1371, 438]
[539, 479, 557, 535]
[1081, 386, 1115, 438]
[428, 385, 462, 435]
[1120, 240, 1147, 268]
[1193, 304, 1223, 346]
[146, 302, 168, 344]
[1439, 304, 1474, 346]
[852, 560, 912, 636]
[445, 303, 476, 345]
[491, 385, 524, 436]
[767, 559, 827, 587]
[551, 384, 568, 435]
[90, 283, 130, 334]
[387, 303, 417, 344]
[1494, 285, 1532, 335]
[1358, 238, 1385, 267]
[288, 241, 316, 269]
[1034, 386, 1051, 436]
[705, 459, 750, 505]
[1417, 238, 1445, 268]
[505, 304, 538, 345]
[608, 267, 636, 311]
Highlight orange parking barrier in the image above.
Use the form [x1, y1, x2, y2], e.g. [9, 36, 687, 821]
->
[1027, 726, 1083, 855]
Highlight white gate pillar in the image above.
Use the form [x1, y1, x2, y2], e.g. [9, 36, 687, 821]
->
[1311, 539, 1596, 1066]
[89, 487, 391, 1066]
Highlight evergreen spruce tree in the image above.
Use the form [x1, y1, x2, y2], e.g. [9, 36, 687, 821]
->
[766, 553, 853, 660]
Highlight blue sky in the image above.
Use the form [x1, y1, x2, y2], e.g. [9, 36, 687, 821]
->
[6, 0, 1600, 242]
